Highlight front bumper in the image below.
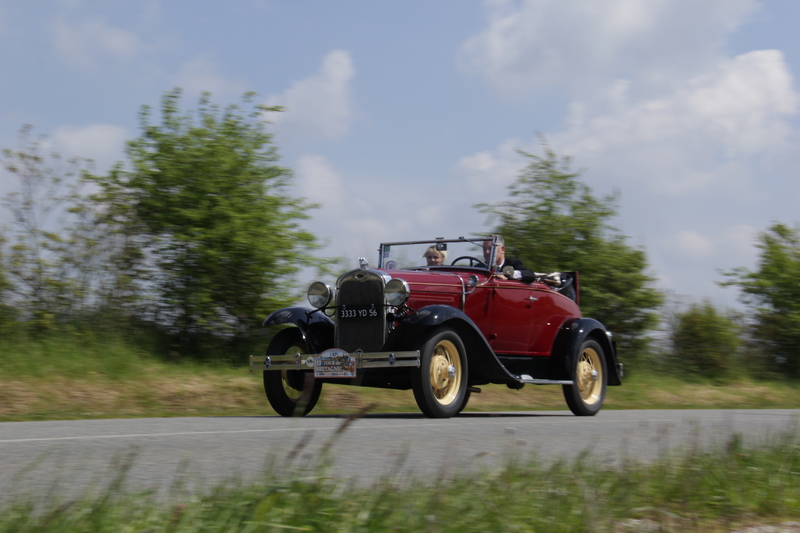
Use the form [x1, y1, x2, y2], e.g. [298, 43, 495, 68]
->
[250, 350, 420, 377]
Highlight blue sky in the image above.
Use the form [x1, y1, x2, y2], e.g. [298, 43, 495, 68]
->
[1, 0, 799, 309]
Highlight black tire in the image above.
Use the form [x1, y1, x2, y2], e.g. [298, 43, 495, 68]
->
[411, 327, 468, 418]
[562, 339, 607, 416]
[263, 328, 322, 417]
[456, 389, 472, 415]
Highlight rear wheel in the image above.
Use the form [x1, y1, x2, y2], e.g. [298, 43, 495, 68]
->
[562, 339, 607, 416]
[263, 328, 322, 417]
[412, 327, 468, 418]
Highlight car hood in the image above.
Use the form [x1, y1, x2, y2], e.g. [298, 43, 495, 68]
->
[380, 268, 488, 295]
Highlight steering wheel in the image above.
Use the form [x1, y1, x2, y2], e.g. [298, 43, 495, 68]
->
[451, 256, 486, 268]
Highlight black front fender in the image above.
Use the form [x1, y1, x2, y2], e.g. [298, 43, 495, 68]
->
[263, 307, 334, 354]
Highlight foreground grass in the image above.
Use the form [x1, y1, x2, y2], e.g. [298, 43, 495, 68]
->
[3, 335, 800, 531]
[2, 334, 800, 421]
[2, 425, 800, 532]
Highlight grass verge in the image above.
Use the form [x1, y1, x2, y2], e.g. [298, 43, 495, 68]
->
[3, 335, 800, 531]
[2, 335, 800, 421]
[2, 418, 799, 532]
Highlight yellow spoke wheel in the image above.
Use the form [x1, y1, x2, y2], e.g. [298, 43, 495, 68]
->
[412, 327, 468, 418]
[576, 347, 604, 405]
[563, 339, 607, 416]
[429, 339, 462, 404]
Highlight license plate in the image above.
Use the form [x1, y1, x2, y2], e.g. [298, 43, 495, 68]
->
[313, 349, 356, 378]
[339, 306, 380, 319]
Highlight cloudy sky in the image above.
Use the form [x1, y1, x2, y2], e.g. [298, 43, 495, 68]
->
[1, 0, 798, 309]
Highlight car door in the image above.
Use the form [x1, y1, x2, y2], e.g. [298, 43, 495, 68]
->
[484, 278, 539, 355]
[489, 278, 576, 356]
[462, 279, 494, 341]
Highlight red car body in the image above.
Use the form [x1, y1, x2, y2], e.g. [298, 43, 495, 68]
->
[251, 236, 621, 418]
[397, 268, 580, 356]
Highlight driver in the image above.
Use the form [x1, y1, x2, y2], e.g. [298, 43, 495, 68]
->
[483, 235, 535, 283]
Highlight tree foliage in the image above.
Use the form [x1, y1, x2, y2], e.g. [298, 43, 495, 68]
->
[89, 89, 326, 345]
[1, 127, 94, 331]
[0, 92, 330, 356]
[669, 300, 741, 378]
[723, 222, 800, 377]
[477, 140, 663, 359]
[0, 234, 15, 330]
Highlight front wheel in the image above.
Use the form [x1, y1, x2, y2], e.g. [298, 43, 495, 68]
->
[263, 328, 322, 417]
[412, 327, 468, 418]
[456, 389, 472, 415]
[562, 339, 607, 416]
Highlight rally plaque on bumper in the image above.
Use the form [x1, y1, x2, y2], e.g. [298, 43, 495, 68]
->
[250, 349, 420, 377]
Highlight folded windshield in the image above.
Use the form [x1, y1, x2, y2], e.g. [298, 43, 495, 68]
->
[378, 238, 493, 270]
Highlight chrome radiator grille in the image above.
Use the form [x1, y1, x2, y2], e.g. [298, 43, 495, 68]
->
[335, 270, 386, 352]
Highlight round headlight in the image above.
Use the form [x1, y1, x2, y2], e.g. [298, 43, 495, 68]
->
[385, 278, 410, 307]
[307, 281, 332, 308]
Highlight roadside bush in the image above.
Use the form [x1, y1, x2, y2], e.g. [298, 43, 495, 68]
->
[669, 300, 742, 379]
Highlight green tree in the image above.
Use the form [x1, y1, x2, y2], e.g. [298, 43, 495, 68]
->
[90, 89, 326, 351]
[477, 140, 663, 360]
[0, 233, 16, 330]
[1, 127, 93, 330]
[669, 300, 741, 379]
[723, 223, 800, 377]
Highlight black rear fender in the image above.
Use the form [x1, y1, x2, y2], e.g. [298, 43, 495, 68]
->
[552, 318, 621, 385]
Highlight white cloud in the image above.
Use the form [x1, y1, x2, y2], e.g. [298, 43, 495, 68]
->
[172, 55, 250, 101]
[663, 230, 714, 260]
[294, 153, 469, 268]
[551, 50, 798, 195]
[295, 154, 344, 211]
[461, 0, 759, 99]
[684, 50, 798, 155]
[265, 49, 355, 140]
[460, 6, 800, 199]
[51, 123, 128, 172]
[53, 17, 147, 70]
[456, 137, 526, 195]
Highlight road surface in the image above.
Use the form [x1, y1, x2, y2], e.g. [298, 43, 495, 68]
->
[1, 409, 797, 503]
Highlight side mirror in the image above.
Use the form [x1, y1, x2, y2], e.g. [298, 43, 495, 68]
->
[502, 265, 515, 279]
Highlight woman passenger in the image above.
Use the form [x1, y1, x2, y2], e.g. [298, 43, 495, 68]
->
[423, 246, 447, 266]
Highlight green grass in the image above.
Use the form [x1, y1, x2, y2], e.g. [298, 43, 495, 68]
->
[3, 333, 800, 421]
[2, 424, 799, 532]
[3, 334, 800, 531]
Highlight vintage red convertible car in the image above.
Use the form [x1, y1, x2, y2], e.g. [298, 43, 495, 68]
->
[250, 236, 622, 418]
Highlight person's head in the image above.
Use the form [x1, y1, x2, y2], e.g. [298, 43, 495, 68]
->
[423, 246, 447, 266]
[482, 235, 506, 266]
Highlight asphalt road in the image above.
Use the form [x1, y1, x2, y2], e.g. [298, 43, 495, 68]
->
[1, 409, 798, 503]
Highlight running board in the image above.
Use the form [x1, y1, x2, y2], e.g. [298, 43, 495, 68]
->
[518, 374, 573, 385]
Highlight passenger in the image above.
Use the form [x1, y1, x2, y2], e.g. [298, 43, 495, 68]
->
[482, 235, 535, 283]
[423, 246, 447, 266]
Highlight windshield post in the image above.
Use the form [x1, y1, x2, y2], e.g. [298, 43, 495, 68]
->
[483, 235, 499, 273]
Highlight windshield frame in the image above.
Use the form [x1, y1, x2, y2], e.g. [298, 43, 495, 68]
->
[377, 236, 498, 270]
